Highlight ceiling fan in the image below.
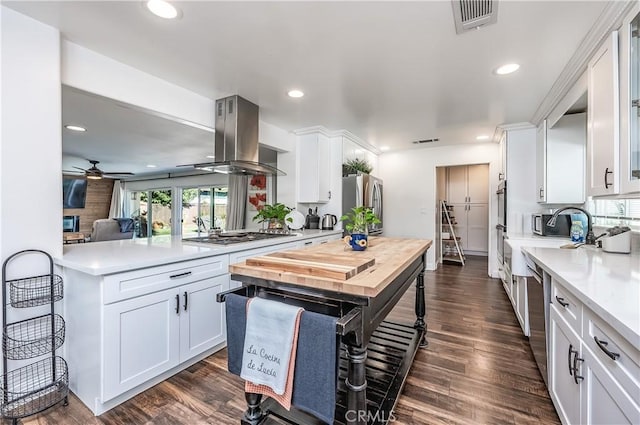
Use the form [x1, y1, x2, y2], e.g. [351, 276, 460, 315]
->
[64, 159, 135, 180]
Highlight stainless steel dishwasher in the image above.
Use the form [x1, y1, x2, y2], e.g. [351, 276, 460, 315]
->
[526, 260, 551, 387]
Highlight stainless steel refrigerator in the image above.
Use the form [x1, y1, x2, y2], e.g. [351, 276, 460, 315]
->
[342, 174, 383, 235]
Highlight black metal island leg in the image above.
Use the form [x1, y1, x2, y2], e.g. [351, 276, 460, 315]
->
[413, 262, 428, 348]
[345, 344, 368, 425]
[241, 392, 264, 425]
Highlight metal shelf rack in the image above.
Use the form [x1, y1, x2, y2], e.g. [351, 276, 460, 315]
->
[1, 250, 68, 424]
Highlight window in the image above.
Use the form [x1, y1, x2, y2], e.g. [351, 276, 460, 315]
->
[588, 198, 640, 230]
[128, 189, 172, 237]
[181, 186, 228, 236]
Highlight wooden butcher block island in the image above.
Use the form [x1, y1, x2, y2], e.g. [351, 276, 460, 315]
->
[221, 237, 432, 425]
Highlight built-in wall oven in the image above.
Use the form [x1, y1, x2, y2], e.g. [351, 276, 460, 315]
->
[496, 181, 507, 266]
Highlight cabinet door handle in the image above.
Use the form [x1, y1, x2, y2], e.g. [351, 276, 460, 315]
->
[183, 291, 188, 311]
[573, 353, 584, 384]
[594, 336, 620, 360]
[604, 168, 613, 189]
[539, 188, 544, 199]
[555, 296, 569, 308]
[498, 172, 504, 180]
[175, 294, 180, 314]
[170, 271, 192, 279]
[568, 344, 576, 376]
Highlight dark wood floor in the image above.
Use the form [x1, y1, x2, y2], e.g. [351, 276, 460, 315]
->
[15, 256, 560, 425]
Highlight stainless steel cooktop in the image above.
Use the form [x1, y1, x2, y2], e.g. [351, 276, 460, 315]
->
[182, 231, 291, 245]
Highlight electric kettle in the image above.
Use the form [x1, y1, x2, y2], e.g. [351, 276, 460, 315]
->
[321, 214, 337, 230]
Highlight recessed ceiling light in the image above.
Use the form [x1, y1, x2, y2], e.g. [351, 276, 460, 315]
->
[380, 146, 390, 151]
[65, 125, 86, 132]
[476, 135, 490, 141]
[146, 0, 179, 19]
[206, 155, 215, 159]
[287, 90, 304, 98]
[146, 164, 157, 168]
[495, 63, 520, 75]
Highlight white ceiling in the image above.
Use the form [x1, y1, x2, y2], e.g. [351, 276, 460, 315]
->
[6, 1, 607, 174]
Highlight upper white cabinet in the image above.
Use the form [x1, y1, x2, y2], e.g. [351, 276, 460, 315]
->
[536, 114, 586, 204]
[587, 31, 620, 196]
[619, 9, 640, 194]
[298, 132, 331, 203]
[447, 164, 489, 204]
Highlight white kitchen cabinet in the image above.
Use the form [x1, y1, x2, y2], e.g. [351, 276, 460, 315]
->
[103, 287, 181, 401]
[299, 234, 341, 248]
[179, 275, 228, 360]
[450, 203, 488, 254]
[297, 132, 331, 203]
[536, 114, 586, 204]
[548, 279, 640, 425]
[447, 164, 488, 204]
[581, 346, 639, 425]
[503, 272, 529, 336]
[619, 8, 640, 194]
[499, 132, 507, 181]
[549, 305, 582, 425]
[103, 274, 229, 401]
[587, 31, 620, 196]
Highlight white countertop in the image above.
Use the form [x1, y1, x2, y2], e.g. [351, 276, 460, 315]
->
[505, 235, 571, 276]
[56, 230, 342, 276]
[522, 246, 640, 349]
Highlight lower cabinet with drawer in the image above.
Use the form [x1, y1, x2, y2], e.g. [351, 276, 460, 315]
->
[549, 279, 640, 425]
[63, 256, 230, 415]
[103, 274, 229, 401]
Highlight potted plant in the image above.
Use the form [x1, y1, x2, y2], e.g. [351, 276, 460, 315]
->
[342, 158, 373, 176]
[252, 203, 293, 230]
[340, 206, 381, 251]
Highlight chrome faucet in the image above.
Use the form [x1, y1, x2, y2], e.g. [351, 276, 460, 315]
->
[546, 206, 595, 245]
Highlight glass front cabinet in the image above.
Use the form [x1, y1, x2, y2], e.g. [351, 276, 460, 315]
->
[620, 7, 640, 194]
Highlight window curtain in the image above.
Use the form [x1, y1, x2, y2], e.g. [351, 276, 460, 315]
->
[108, 180, 124, 218]
[226, 175, 248, 230]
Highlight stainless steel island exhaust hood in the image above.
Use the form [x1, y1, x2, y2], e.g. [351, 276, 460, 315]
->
[189, 95, 285, 176]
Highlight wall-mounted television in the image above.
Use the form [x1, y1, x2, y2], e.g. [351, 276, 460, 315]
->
[63, 177, 87, 209]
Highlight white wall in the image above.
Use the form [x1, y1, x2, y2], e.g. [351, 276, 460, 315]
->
[379, 143, 501, 273]
[260, 121, 294, 152]
[1, 7, 62, 261]
[0, 8, 63, 367]
[62, 41, 214, 128]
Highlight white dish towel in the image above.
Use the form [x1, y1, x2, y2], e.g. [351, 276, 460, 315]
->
[240, 297, 303, 395]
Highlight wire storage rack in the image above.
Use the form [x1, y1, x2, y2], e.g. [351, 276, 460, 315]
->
[1, 250, 68, 424]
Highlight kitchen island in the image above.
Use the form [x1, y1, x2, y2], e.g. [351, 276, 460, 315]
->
[223, 236, 432, 425]
[55, 230, 342, 415]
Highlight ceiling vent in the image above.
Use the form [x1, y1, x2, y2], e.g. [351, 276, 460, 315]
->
[451, 0, 498, 34]
[413, 138, 440, 144]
